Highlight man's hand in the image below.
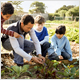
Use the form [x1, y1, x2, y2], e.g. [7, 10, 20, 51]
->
[31, 56, 43, 64]
[14, 32, 23, 38]
[38, 54, 45, 63]
[59, 55, 63, 59]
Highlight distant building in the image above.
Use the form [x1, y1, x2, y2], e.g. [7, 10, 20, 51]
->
[30, 13, 49, 21]
[4, 12, 28, 24]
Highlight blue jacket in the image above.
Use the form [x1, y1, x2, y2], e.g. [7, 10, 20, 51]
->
[48, 34, 73, 61]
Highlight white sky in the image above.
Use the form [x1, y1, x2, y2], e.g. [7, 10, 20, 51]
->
[1, 0, 79, 13]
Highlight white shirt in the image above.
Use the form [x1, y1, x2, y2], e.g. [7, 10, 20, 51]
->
[9, 28, 41, 61]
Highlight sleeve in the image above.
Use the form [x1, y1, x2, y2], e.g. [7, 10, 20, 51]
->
[29, 28, 42, 55]
[65, 39, 73, 61]
[1, 25, 14, 37]
[40, 36, 49, 45]
[9, 36, 32, 61]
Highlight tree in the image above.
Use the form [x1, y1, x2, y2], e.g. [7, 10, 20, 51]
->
[29, 1, 46, 14]
[58, 10, 67, 17]
[66, 6, 79, 16]
[55, 5, 75, 13]
[8, 1, 24, 15]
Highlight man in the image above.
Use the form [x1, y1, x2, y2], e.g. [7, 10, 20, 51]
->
[1, 14, 45, 66]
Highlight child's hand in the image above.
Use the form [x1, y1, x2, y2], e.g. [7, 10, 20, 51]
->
[14, 32, 23, 38]
[59, 55, 63, 59]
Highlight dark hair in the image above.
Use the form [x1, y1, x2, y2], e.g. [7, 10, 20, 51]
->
[34, 15, 45, 24]
[55, 25, 66, 34]
[1, 2, 14, 15]
[21, 14, 34, 25]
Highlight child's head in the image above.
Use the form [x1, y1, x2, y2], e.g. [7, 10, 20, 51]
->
[55, 25, 66, 39]
[1, 2, 14, 20]
[34, 15, 45, 31]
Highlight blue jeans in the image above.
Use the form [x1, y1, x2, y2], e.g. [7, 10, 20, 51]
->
[2, 35, 35, 65]
[48, 51, 71, 61]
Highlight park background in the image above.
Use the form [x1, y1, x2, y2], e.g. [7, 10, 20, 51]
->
[1, 0, 79, 79]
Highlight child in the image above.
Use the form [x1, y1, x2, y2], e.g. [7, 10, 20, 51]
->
[48, 25, 73, 61]
[30, 15, 50, 57]
[1, 2, 22, 38]
[1, 2, 22, 67]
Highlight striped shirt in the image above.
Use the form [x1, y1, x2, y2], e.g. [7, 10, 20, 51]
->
[1, 16, 14, 37]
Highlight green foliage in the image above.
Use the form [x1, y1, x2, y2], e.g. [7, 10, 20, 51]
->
[65, 27, 79, 43]
[1, 70, 5, 76]
[8, 1, 24, 15]
[46, 20, 73, 24]
[53, 13, 60, 17]
[66, 6, 79, 17]
[52, 60, 60, 68]
[56, 5, 75, 13]
[58, 10, 67, 17]
[61, 63, 79, 79]
[47, 23, 79, 44]
[35, 59, 57, 79]
[5, 65, 31, 78]
[48, 13, 54, 20]
[29, 1, 46, 14]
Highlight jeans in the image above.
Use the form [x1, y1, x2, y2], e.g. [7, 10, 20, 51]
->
[2, 35, 35, 65]
[48, 51, 71, 61]
[41, 42, 51, 57]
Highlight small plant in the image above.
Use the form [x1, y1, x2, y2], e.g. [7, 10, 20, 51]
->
[5, 65, 32, 78]
[34, 59, 57, 79]
[58, 63, 79, 79]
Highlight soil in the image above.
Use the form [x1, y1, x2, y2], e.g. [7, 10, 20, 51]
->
[1, 41, 79, 79]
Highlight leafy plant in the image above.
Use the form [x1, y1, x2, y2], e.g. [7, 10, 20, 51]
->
[5, 65, 32, 78]
[34, 59, 57, 79]
[61, 63, 79, 79]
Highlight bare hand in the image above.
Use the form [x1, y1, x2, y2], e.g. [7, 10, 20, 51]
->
[38, 54, 45, 63]
[31, 56, 43, 64]
[59, 55, 63, 59]
[14, 32, 23, 38]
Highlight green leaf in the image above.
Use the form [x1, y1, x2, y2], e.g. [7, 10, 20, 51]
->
[5, 66, 13, 72]
[21, 65, 29, 73]
[71, 67, 76, 74]
[34, 66, 38, 70]
[73, 62, 78, 65]
[62, 63, 67, 68]
[1, 70, 5, 76]
[70, 75, 75, 79]
[12, 66, 21, 77]
[26, 71, 33, 77]
[76, 70, 79, 77]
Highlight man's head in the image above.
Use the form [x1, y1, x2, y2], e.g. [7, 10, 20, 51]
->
[55, 25, 66, 39]
[21, 14, 34, 32]
[34, 15, 45, 31]
[1, 2, 14, 20]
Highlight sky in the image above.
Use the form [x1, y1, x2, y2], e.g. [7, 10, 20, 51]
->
[1, 0, 79, 13]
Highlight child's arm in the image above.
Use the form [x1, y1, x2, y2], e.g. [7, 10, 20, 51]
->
[1, 26, 22, 38]
[51, 35, 61, 56]
[40, 36, 49, 45]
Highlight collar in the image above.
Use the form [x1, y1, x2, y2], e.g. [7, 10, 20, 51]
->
[18, 21, 24, 34]
[1, 16, 5, 22]
[34, 27, 43, 33]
